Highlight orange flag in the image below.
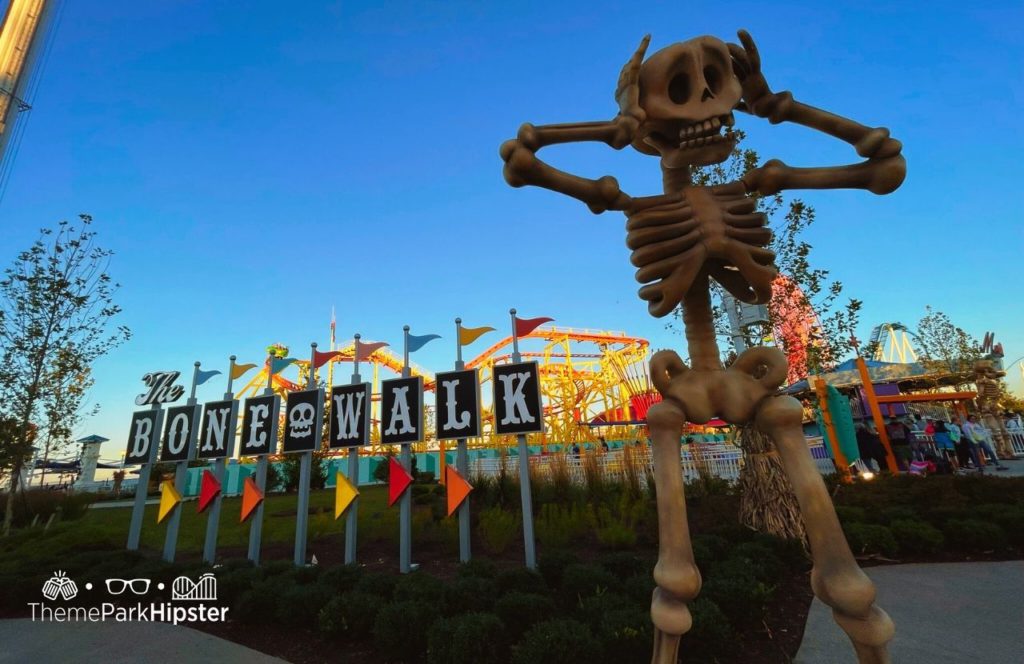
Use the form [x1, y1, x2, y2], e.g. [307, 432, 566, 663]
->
[240, 476, 264, 523]
[445, 466, 473, 517]
[458, 325, 495, 347]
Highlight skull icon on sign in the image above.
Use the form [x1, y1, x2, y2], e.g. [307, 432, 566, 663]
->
[288, 403, 315, 439]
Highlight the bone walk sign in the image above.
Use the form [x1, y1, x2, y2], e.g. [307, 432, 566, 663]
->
[125, 410, 161, 465]
[160, 404, 200, 463]
[435, 369, 481, 439]
[282, 388, 325, 454]
[329, 383, 372, 448]
[197, 400, 238, 459]
[239, 394, 280, 456]
[492, 361, 544, 434]
[380, 376, 424, 445]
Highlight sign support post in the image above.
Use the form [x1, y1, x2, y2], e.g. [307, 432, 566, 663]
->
[400, 326, 413, 573]
[202, 356, 239, 564]
[454, 319, 472, 562]
[293, 343, 318, 566]
[345, 335, 363, 565]
[127, 403, 162, 551]
[247, 358, 276, 565]
[162, 362, 202, 562]
[510, 309, 537, 569]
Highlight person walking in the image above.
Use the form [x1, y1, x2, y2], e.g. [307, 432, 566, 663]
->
[963, 414, 1008, 471]
[932, 421, 958, 471]
[855, 422, 889, 473]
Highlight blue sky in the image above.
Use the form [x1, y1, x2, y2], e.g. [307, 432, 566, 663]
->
[1, 1, 1022, 464]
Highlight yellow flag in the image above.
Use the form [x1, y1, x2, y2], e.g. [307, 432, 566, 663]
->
[334, 472, 359, 519]
[230, 362, 258, 380]
[458, 325, 495, 347]
[157, 480, 182, 523]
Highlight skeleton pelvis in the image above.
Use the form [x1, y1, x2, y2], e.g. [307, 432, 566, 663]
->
[650, 346, 787, 424]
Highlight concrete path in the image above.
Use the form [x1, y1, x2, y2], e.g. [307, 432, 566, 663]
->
[0, 618, 286, 664]
[796, 561, 1024, 664]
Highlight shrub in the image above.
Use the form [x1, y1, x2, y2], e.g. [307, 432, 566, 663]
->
[835, 505, 868, 524]
[843, 523, 899, 557]
[943, 519, 1008, 552]
[599, 606, 653, 662]
[235, 577, 288, 624]
[537, 550, 580, 587]
[702, 565, 773, 627]
[287, 563, 322, 585]
[577, 591, 632, 629]
[496, 567, 547, 595]
[442, 575, 497, 615]
[726, 542, 784, 582]
[511, 619, 601, 664]
[597, 552, 651, 579]
[456, 556, 498, 580]
[215, 565, 262, 607]
[890, 519, 945, 555]
[355, 571, 398, 599]
[320, 564, 362, 593]
[880, 506, 919, 524]
[275, 582, 334, 627]
[12, 490, 98, 527]
[428, 612, 509, 664]
[494, 591, 557, 639]
[479, 508, 520, 554]
[394, 571, 445, 604]
[559, 563, 619, 605]
[749, 532, 808, 568]
[535, 504, 587, 549]
[318, 590, 384, 638]
[682, 598, 735, 661]
[373, 600, 436, 663]
[622, 573, 655, 603]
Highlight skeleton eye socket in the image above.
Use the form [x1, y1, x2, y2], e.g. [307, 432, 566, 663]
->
[703, 65, 721, 94]
[668, 73, 691, 104]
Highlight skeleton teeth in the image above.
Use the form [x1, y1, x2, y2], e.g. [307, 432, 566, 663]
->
[710, 117, 721, 131]
[723, 113, 735, 127]
[702, 119, 712, 133]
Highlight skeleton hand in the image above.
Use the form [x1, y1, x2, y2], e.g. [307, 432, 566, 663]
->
[728, 30, 791, 122]
[612, 35, 651, 149]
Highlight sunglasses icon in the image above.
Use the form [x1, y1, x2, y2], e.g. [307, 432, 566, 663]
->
[105, 578, 151, 595]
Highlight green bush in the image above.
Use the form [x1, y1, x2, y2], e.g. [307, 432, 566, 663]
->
[12, 490, 98, 527]
[682, 598, 734, 661]
[597, 552, 651, 579]
[215, 565, 262, 607]
[577, 591, 632, 629]
[394, 571, 445, 604]
[275, 582, 334, 627]
[428, 612, 508, 664]
[559, 563, 619, 604]
[835, 505, 868, 524]
[456, 556, 498, 579]
[355, 571, 398, 598]
[511, 619, 601, 664]
[494, 591, 557, 639]
[599, 606, 653, 663]
[319, 564, 362, 593]
[749, 532, 808, 568]
[318, 590, 384, 638]
[702, 565, 773, 627]
[287, 563, 322, 585]
[496, 567, 547, 595]
[479, 507, 520, 555]
[442, 575, 497, 615]
[535, 503, 588, 549]
[373, 600, 436, 663]
[235, 577, 288, 624]
[843, 523, 899, 557]
[880, 506, 919, 524]
[596, 521, 637, 550]
[537, 550, 580, 587]
[725, 542, 784, 582]
[622, 574, 655, 603]
[943, 519, 1008, 551]
[890, 519, 945, 555]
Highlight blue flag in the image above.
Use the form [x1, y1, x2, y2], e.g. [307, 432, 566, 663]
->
[406, 333, 441, 353]
[270, 357, 297, 375]
[195, 369, 221, 386]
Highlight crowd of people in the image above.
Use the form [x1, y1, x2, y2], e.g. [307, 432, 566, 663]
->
[854, 412, 1017, 476]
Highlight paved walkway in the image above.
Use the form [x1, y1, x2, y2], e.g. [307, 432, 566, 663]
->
[0, 618, 285, 664]
[796, 561, 1024, 663]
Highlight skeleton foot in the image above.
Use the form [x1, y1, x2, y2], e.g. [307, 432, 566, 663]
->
[647, 400, 701, 664]
[756, 395, 894, 664]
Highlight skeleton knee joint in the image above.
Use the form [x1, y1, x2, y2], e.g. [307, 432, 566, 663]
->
[812, 567, 877, 619]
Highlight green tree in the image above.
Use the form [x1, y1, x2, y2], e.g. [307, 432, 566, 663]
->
[0, 216, 130, 535]
[911, 306, 981, 382]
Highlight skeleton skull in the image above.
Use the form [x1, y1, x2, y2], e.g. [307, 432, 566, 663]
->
[289, 403, 315, 438]
[633, 36, 742, 168]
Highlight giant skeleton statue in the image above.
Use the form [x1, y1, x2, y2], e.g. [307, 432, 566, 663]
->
[973, 360, 1014, 459]
[501, 31, 905, 664]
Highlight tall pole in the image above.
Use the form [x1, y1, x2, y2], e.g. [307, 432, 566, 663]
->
[510, 309, 537, 569]
[454, 318, 472, 562]
[400, 325, 413, 573]
[162, 362, 199, 562]
[247, 356, 274, 564]
[856, 356, 900, 473]
[203, 355, 236, 564]
[127, 402, 163, 551]
[345, 334, 362, 565]
[293, 343, 317, 566]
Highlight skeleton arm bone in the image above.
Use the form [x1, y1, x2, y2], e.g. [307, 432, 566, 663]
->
[740, 93, 906, 196]
[500, 120, 635, 214]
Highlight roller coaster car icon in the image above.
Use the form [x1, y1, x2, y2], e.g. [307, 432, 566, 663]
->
[171, 573, 217, 601]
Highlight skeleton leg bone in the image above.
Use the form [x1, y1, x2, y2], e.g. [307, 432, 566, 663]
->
[756, 395, 894, 664]
[647, 399, 702, 664]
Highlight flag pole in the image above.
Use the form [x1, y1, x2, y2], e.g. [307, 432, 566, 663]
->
[510, 308, 537, 569]
[162, 361, 200, 563]
[127, 398, 163, 551]
[293, 343, 317, 566]
[400, 325, 413, 573]
[202, 356, 236, 564]
[247, 354, 274, 565]
[454, 317, 471, 562]
[344, 334, 362, 565]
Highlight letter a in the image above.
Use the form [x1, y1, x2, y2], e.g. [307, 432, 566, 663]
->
[441, 379, 470, 431]
[498, 372, 535, 425]
[384, 386, 415, 436]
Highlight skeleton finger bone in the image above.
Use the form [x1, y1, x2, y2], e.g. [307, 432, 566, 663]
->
[756, 395, 894, 663]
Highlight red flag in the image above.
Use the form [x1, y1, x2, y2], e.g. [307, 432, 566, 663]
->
[514, 316, 554, 338]
[312, 349, 343, 368]
[355, 341, 388, 362]
[388, 457, 413, 506]
[197, 470, 221, 514]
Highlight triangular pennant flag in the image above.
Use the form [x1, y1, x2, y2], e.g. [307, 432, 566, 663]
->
[458, 325, 495, 347]
[157, 480, 182, 523]
[269, 357, 297, 375]
[387, 457, 414, 507]
[407, 333, 441, 353]
[313, 349, 343, 369]
[354, 341, 388, 362]
[195, 369, 222, 386]
[514, 316, 554, 338]
[230, 362, 258, 380]
[240, 476, 264, 522]
[334, 471, 359, 519]
[197, 469, 221, 514]
[445, 466, 473, 517]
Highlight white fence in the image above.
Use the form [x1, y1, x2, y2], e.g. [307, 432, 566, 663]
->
[470, 438, 836, 484]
